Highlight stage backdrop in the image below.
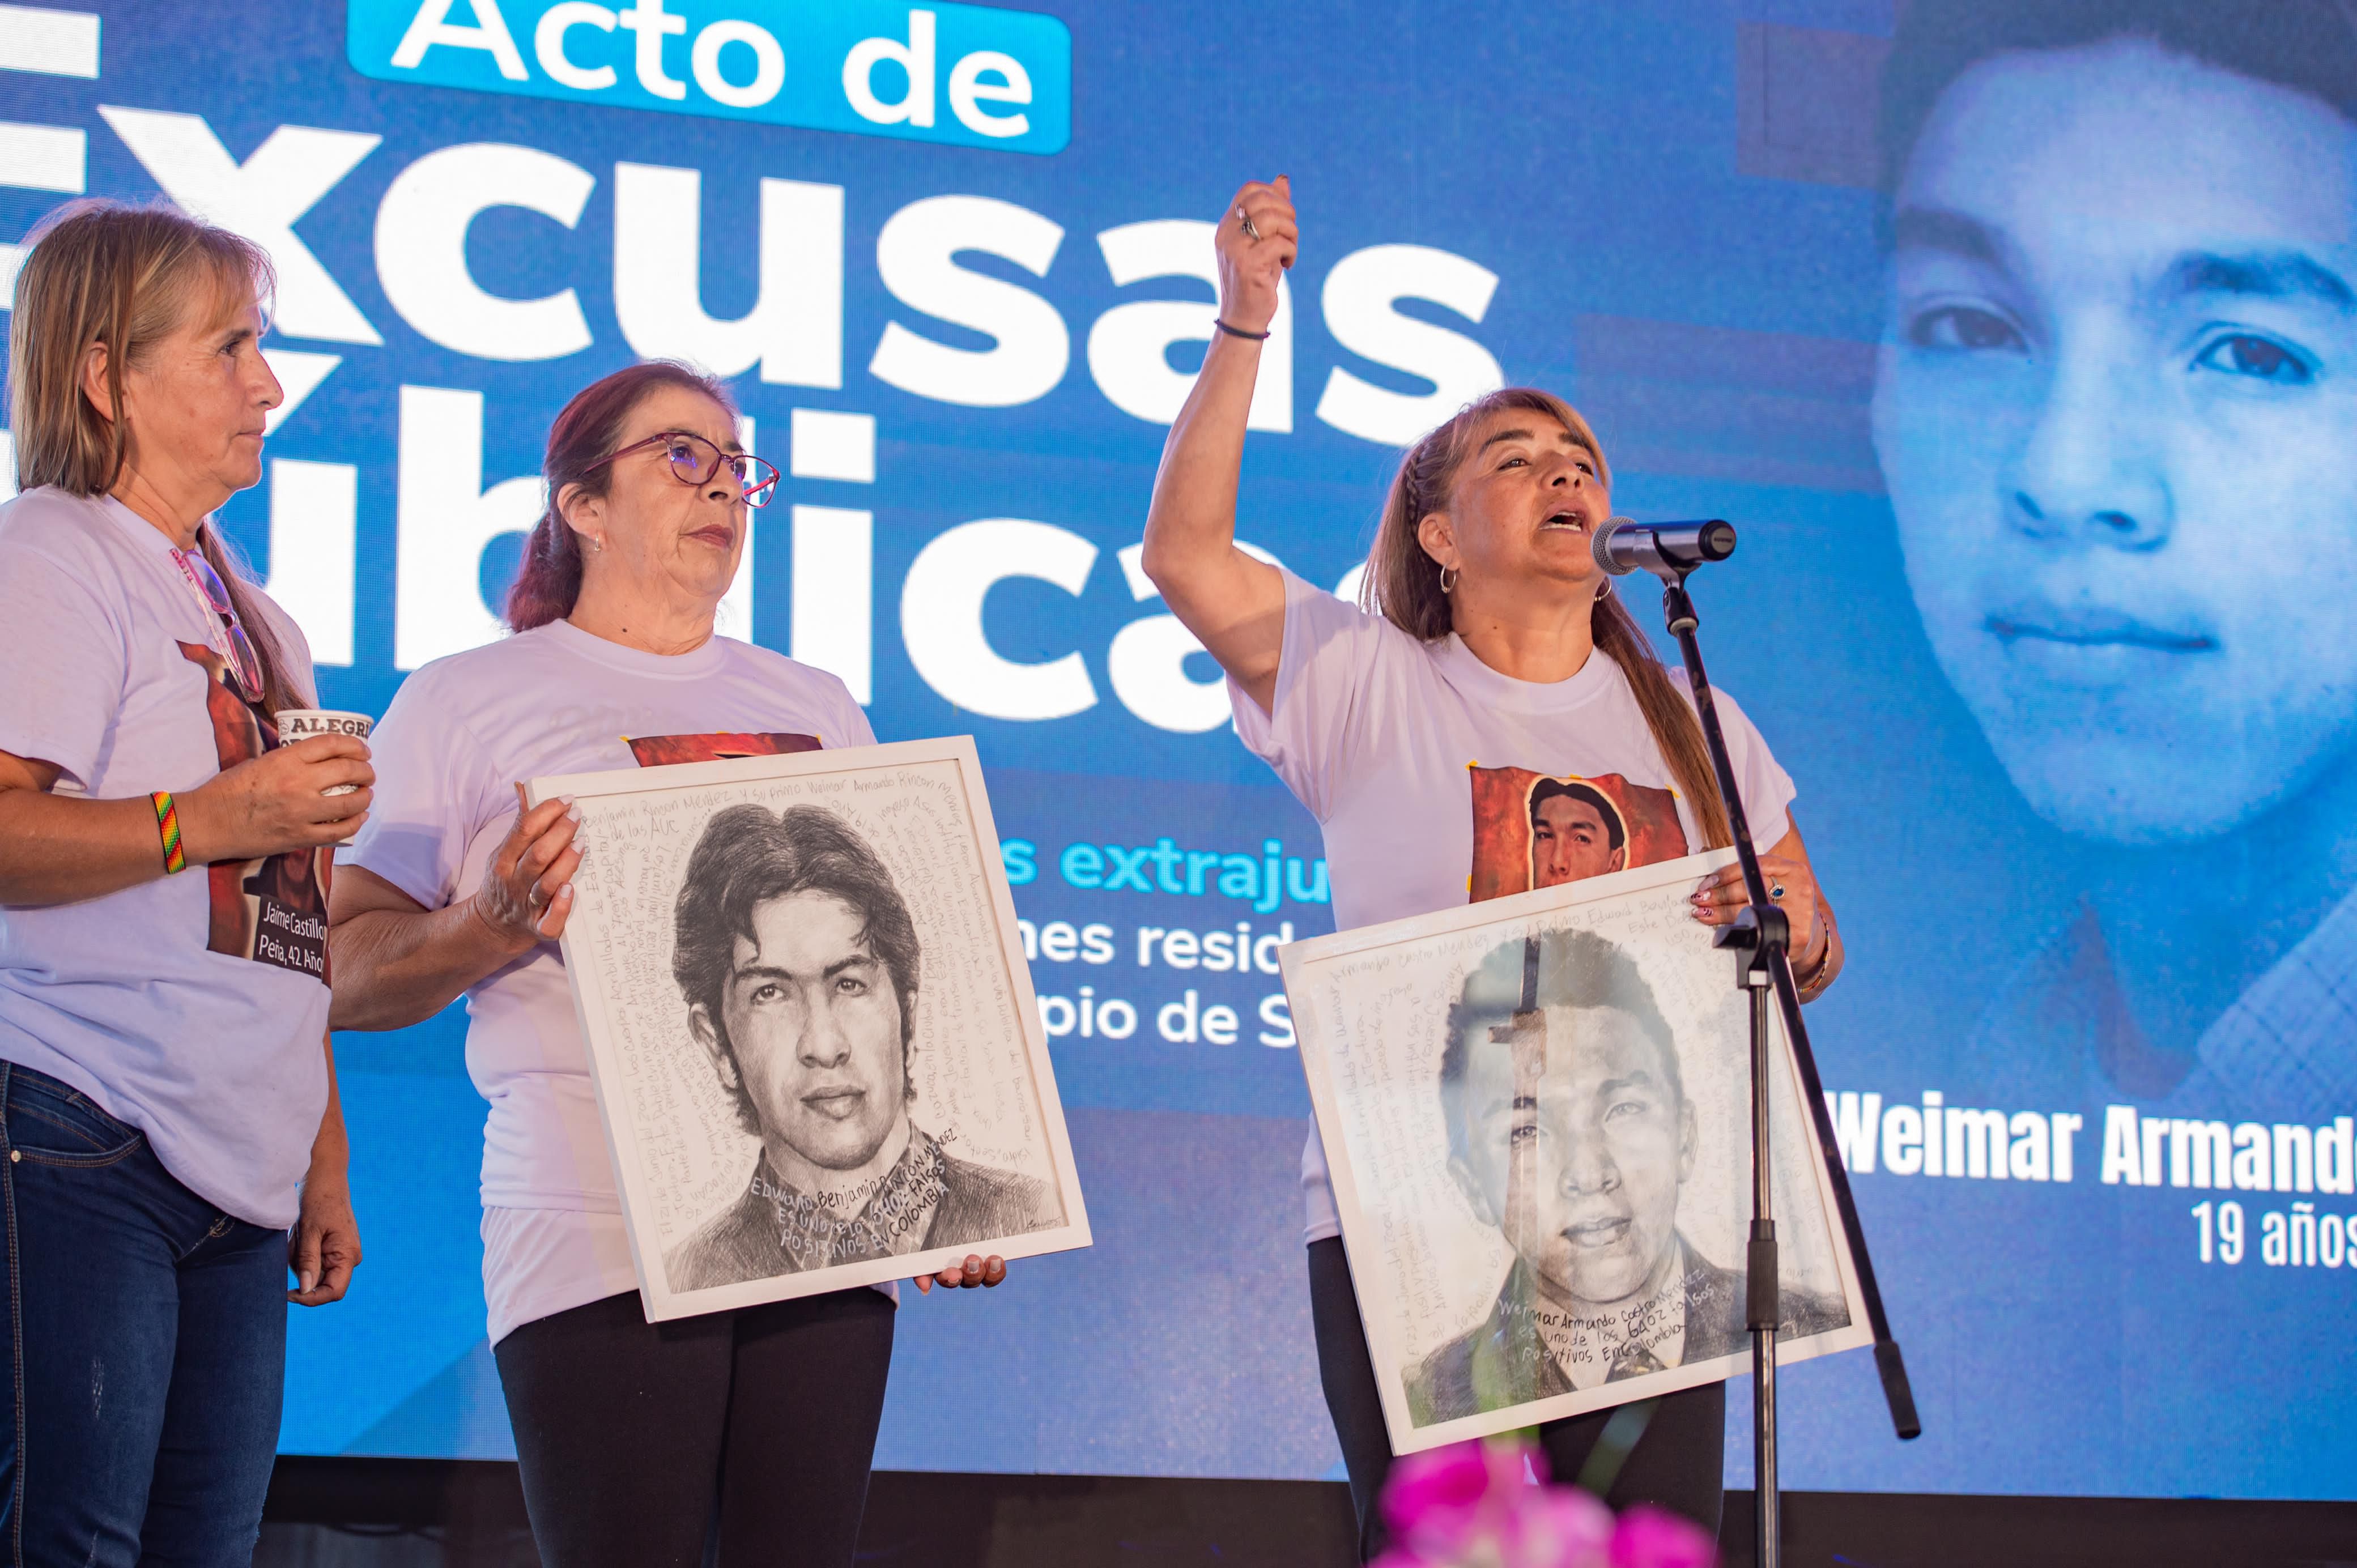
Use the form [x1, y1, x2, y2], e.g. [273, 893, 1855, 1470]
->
[3, 0, 2351, 1500]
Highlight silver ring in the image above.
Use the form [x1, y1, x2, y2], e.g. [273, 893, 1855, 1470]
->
[527, 886, 548, 910]
[1769, 883, 1786, 902]
[1237, 206, 1260, 241]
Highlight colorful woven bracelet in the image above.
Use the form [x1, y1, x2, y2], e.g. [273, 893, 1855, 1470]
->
[150, 790, 186, 875]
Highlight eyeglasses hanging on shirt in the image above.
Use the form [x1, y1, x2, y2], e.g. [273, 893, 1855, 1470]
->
[168, 545, 265, 704]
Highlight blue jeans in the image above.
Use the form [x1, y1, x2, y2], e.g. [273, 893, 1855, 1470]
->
[0, 1061, 287, 1567]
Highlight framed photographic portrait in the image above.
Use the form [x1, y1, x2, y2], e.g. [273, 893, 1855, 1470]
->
[1280, 850, 1873, 1454]
[525, 736, 1091, 1321]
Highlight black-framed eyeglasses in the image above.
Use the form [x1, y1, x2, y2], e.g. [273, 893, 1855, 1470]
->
[583, 429, 780, 509]
[171, 547, 265, 702]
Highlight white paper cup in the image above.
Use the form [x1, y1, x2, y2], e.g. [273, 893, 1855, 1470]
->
[276, 709, 373, 794]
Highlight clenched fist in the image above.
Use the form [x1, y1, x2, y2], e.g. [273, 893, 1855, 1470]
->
[1215, 175, 1298, 336]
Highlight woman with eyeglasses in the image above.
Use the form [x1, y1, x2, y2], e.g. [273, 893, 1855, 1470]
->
[0, 201, 368, 1562]
[329, 360, 1003, 1568]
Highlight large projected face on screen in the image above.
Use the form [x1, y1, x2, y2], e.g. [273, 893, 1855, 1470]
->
[18, 0, 2355, 1508]
[1874, 32, 2357, 848]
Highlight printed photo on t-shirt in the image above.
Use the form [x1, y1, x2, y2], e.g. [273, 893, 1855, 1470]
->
[1466, 766, 1686, 904]
[177, 641, 330, 981]
[626, 731, 823, 768]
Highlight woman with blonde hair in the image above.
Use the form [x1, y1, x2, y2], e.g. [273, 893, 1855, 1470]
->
[0, 200, 369, 1562]
[1142, 178, 1844, 1557]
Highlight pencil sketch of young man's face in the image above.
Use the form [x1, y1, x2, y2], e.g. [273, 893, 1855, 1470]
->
[1452, 1005, 1697, 1307]
[690, 890, 907, 1171]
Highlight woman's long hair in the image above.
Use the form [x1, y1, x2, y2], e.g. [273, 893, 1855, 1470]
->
[1362, 387, 1733, 849]
[10, 198, 307, 714]
[504, 360, 738, 632]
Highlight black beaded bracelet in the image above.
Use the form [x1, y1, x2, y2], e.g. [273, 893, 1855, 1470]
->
[1212, 318, 1271, 341]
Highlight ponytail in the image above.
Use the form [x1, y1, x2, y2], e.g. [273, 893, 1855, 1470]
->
[505, 510, 585, 634]
[1590, 586, 1731, 850]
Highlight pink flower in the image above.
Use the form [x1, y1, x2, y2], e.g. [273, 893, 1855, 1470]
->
[1513, 1486, 1617, 1568]
[1372, 1439, 1718, 1568]
[1379, 1439, 1525, 1563]
[1609, 1506, 1718, 1568]
[1382, 1440, 1501, 1532]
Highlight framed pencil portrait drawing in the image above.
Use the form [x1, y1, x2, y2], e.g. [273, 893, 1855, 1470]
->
[525, 736, 1091, 1321]
[1280, 850, 1872, 1454]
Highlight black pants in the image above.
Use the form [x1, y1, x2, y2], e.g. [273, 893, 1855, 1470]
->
[1309, 1237, 1725, 1562]
[493, 1286, 897, 1568]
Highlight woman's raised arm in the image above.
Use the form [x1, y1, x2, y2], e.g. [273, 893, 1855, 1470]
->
[1139, 176, 1298, 717]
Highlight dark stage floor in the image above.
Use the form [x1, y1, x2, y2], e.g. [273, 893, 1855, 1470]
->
[256, 1459, 2357, 1567]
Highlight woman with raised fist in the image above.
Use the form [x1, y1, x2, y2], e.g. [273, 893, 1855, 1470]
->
[1142, 176, 1842, 1558]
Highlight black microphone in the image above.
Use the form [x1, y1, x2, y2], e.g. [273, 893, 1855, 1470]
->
[1590, 516, 1738, 578]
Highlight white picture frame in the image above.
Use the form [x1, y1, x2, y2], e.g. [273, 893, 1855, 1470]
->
[525, 736, 1091, 1321]
[1280, 849, 1873, 1454]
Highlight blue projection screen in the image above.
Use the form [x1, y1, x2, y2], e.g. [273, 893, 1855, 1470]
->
[5, 0, 2352, 1501]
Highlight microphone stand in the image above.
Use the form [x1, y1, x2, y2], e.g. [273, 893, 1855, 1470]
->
[1636, 555, 1921, 1568]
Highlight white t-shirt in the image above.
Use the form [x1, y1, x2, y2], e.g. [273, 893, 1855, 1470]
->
[345, 619, 878, 1342]
[0, 487, 329, 1228]
[1232, 569, 1796, 1243]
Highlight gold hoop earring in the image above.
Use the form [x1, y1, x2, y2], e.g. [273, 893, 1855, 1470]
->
[590, 535, 605, 553]
[1439, 564, 1458, 594]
